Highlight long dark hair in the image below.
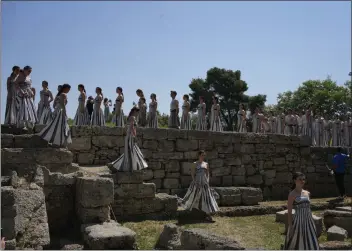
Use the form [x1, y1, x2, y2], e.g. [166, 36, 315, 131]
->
[56, 84, 71, 97]
[78, 84, 86, 93]
[291, 172, 305, 190]
[11, 66, 20, 76]
[96, 87, 103, 99]
[128, 106, 140, 121]
[151, 93, 157, 101]
[117, 87, 123, 95]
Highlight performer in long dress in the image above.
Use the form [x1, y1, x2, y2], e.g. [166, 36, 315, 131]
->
[37, 84, 72, 147]
[147, 93, 158, 128]
[4, 66, 20, 126]
[86, 96, 94, 121]
[314, 115, 324, 146]
[252, 107, 261, 133]
[209, 96, 222, 132]
[297, 111, 304, 136]
[180, 94, 192, 130]
[261, 115, 271, 134]
[277, 111, 285, 134]
[103, 98, 112, 123]
[73, 84, 90, 126]
[195, 96, 206, 131]
[108, 106, 148, 172]
[268, 111, 277, 133]
[114, 87, 125, 127]
[168, 90, 180, 129]
[181, 150, 219, 222]
[284, 109, 294, 135]
[91, 87, 106, 126]
[16, 66, 38, 129]
[284, 172, 319, 250]
[237, 104, 247, 132]
[136, 89, 147, 127]
[38, 81, 54, 125]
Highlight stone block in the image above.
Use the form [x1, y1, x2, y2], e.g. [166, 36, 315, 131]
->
[222, 175, 233, 186]
[247, 175, 263, 185]
[114, 183, 156, 199]
[76, 177, 114, 208]
[165, 161, 180, 173]
[181, 162, 194, 175]
[155, 223, 181, 250]
[68, 137, 91, 151]
[142, 127, 168, 140]
[70, 126, 92, 137]
[13, 134, 48, 148]
[154, 170, 166, 179]
[225, 157, 242, 166]
[231, 165, 246, 176]
[238, 187, 263, 205]
[157, 140, 175, 152]
[324, 210, 352, 237]
[274, 172, 292, 184]
[91, 135, 124, 148]
[180, 176, 192, 188]
[77, 152, 95, 165]
[327, 226, 348, 241]
[142, 140, 158, 150]
[211, 166, 231, 177]
[319, 241, 352, 250]
[176, 139, 198, 151]
[232, 176, 246, 186]
[142, 169, 154, 181]
[153, 152, 184, 160]
[167, 128, 188, 139]
[77, 206, 110, 224]
[115, 171, 144, 184]
[1, 134, 14, 148]
[214, 187, 242, 206]
[83, 221, 136, 249]
[163, 178, 179, 189]
[91, 126, 124, 136]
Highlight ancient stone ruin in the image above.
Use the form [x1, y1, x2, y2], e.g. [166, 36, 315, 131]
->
[1, 124, 351, 249]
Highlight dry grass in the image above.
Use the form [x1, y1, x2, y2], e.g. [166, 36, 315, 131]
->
[261, 197, 352, 206]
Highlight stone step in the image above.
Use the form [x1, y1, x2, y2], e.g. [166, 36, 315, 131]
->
[82, 221, 136, 249]
[1, 148, 76, 174]
[213, 187, 263, 206]
[1, 124, 46, 135]
[2, 134, 50, 148]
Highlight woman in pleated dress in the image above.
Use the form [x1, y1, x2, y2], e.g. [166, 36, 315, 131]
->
[237, 104, 247, 132]
[38, 81, 54, 125]
[209, 96, 222, 132]
[168, 90, 180, 129]
[16, 66, 38, 129]
[136, 89, 147, 127]
[4, 66, 20, 126]
[91, 87, 106, 126]
[181, 150, 219, 222]
[114, 87, 125, 127]
[73, 84, 90, 126]
[38, 84, 72, 147]
[108, 106, 148, 172]
[147, 93, 158, 128]
[103, 98, 112, 123]
[180, 94, 192, 130]
[284, 172, 319, 250]
[196, 96, 206, 131]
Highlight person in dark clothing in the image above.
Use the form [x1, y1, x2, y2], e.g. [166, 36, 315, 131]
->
[86, 96, 94, 121]
[332, 147, 350, 199]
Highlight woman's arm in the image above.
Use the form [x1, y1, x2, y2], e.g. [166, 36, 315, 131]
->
[48, 91, 54, 103]
[287, 194, 295, 230]
[206, 163, 210, 182]
[175, 100, 179, 114]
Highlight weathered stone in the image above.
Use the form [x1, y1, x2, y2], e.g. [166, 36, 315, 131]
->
[158, 140, 175, 152]
[231, 165, 246, 176]
[247, 175, 263, 185]
[83, 221, 136, 249]
[153, 152, 183, 160]
[91, 136, 124, 148]
[324, 210, 352, 237]
[142, 140, 158, 150]
[115, 171, 144, 184]
[165, 160, 180, 173]
[180, 228, 245, 250]
[163, 178, 179, 189]
[327, 226, 348, 241]
[76, 177, 114, 208]
[1, 134, 14, 148]
[181, 162, 194, 175]
[154, 170, 166, 179]
[142, 169, 154, 180]
[222, 175, 233, 186]
[155, 223, 181, 250]
[238, 187, 263, 205]
[319, 241, 352, 250]
[77, 152, 95, 165]
[13, 134, 48, 148]
[232, 176, 246, 185]
[68, 137, 91, 151]
[335, 207, 352, 212]
[114, 183, 156, 199]
[176, 139, 198, 151]
[214, 187, 242, 206]
[225, 157, 242, 166]
[76, 206, 110, 224]
[274, 172, 292, 184]
[212, 166, 231, 177]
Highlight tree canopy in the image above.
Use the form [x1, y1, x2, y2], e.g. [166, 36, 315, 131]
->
[275, 77, 352, 119]
[189, 67, 267, 130]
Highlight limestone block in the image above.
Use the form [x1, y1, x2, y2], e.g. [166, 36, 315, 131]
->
[225, 157, 242, 166]
[115, 171, 144, 184]
[35, 148, 73, 165]
[176, 139, 198, 151]
[199, 140, 214, 150]
[83, 221, 136, 249]
[76, 177, 114, 208]
[91, 126, 124, 136]
[327, 226, 348, 241]
[142, 169, 154, 180]
[274, 172, 292, 184]
[335, 207, 352, 212]
[1, 134, 14, 148]
[238, 187, 263, 205]
[211, 167, 231, 177]
[247, 175, 263, 185]
[77, 152, 95, 165]
[166, 172, 180, 178]
[180, 228, 245, 250]
[273, 157, 286, 165]
[155, 223, 181, 250]
[167, 128, 188, 139]
[240, 144, 255, 154]
[153, 152, 183, 160]
[231, 165, 246, 176]
[142, 127, 168, 140]
[70, 126, 92, 137]
[68, 137, 91, 151]
[163, 178, 179, 189]
[232, 176, 246, 186]
[181, 162, 194, 175]
[319, 241, 352, 250]
[214, 187, 242, 206]
[148, 161, 162, 170]
[180, 176, 192, 188]
[154, 170, 166, 179]
[142, 140, 158, 150]
[151, 178, 162, 189]
[157, 140, 175, 152]
[222, 175, 233, 186]
[165, 161, 180, 173]
[324, 210, 352, 237]
[114, 183, 156, 199]
[13, 134, 48, 148]
[77, 206, 110, 224]
[91, 135, 124, 148]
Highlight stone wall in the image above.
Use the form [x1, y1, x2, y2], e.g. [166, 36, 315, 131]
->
[69, 126, 351, 200]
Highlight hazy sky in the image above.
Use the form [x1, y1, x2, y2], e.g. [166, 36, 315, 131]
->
[2, 1, 351, 120]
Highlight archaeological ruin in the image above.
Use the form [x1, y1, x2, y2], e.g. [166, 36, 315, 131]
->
[1, 124, 351, 249]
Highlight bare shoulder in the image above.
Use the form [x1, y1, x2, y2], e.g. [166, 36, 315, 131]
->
[288, 190, 297, 199]
[303, 189, 310, 197]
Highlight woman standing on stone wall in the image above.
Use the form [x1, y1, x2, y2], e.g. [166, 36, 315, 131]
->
[136, 89, 147, 127]
[147, 93, 158, 128]
[114, 87, 125, 127]
[73, 84, 90, 126]
[38, 81, 54, 125]
[168, 90, 180, 129]
[103, 98, 112, 123]
[38, 84, 72, 147]
[209, 96, 223, 132]
[284, 172, 319, 250]
[180, 94, 192, 130]
[108, 106, 148, 172]
[16, 66, 38, 129]
[91, 87, 106, 126]
[181, 150, 219, 222]
[4, 66, 20, 126]
[196, 96, 206, 131]
[237, 104, 247, 132]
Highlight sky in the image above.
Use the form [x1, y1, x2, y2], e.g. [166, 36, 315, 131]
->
[1, 1, 351, 121]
